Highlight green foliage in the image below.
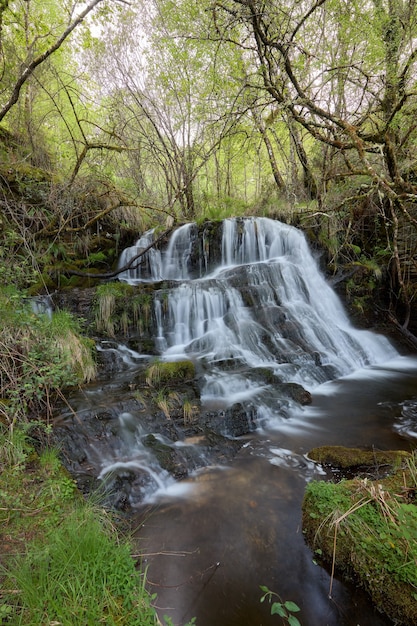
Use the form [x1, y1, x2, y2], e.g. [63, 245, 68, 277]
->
[94, 282, 154, 338]
[303, 458, 417, 623]
[0, 288, 96, 426]
[196, 195, 252, 222]
[0, 225, 39, 290]
[0, 428, 159, 626]
[260, 586, 301, 626]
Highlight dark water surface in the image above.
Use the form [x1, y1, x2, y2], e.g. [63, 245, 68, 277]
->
[134, 356, 417, 626]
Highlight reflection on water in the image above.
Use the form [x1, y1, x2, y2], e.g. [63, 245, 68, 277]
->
[134, 357, 417, 626]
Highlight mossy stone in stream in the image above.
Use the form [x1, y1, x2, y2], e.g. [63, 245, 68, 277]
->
[302, 448, 417, 626]
[307, 445, 409, 469]
[144, 360, 196, 387]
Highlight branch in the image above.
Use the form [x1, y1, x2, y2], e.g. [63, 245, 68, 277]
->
[65, 227, 174, 279]
[0, 0, 105, 123]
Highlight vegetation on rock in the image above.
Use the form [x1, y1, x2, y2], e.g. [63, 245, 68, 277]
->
[303, 448, 417, 625]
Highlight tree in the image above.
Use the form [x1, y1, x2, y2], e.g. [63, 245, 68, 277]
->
[209, 0, 417, 324]
[82, 0, 254, 219]
[0, 0, 117, 124]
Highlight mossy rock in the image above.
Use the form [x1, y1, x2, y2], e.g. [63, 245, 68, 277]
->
[307, 445, 409, 469]
[144, 360, 195, 387]
[302, 454, 417, 626]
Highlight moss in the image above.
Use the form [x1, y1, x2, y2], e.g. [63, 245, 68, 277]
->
[302, 452, 417, 625]
[144, 360, 195, 387]
[307, 445, 409, 469]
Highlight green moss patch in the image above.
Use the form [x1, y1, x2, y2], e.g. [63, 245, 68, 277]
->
[302, 450, 417, 625]
[308, 445, 409, 469]
[145, 360, 196, 387]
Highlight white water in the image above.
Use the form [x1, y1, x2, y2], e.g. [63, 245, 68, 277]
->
[106, 218, 417, 625]
[119, 217, 397, 424]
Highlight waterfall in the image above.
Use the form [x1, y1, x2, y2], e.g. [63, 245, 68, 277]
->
[118, 217, 397, 420]
[118, 223, 197, 281]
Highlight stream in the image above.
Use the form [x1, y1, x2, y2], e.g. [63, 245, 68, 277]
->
[57, 217, 417, 625]
[135, 357, 417, 626]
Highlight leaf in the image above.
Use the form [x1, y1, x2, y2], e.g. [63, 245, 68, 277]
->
[285, 601, 301, 612]
[288, 616, 302, 626]
[270, 602, 286, 617]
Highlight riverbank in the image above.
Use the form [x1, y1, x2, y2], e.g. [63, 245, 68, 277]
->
[302, 446, 417, 626]
[0, 430, 158, 625]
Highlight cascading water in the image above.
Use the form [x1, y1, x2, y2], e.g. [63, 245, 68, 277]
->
[57, 217, 417, 625]
[119, 217, 397, 424]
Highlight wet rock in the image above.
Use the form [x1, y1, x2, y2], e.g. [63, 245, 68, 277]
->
[202, 402, 257, 438]
[278, 382, 312, 405]
[143, 434, 188, 479]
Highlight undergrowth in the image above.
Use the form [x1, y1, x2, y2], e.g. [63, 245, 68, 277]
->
[0, 287, 96, 428]
[0, 431, 158, 625]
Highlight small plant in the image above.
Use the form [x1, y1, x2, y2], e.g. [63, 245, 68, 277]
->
[405, 450, 417, 490]
[183, 398, 197, 425]
[146, 360, 165, 387]
[155, 389, 180, 419]
[260, 586, 301, 625]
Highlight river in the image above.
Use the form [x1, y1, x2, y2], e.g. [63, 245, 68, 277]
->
[59, 217, 417, 625]
[134, 356, 417, 626]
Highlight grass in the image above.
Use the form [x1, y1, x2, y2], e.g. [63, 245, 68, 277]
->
[0, 288, 96, 427]
[302, 450, 417, 625]
[94, 282, 153, 338]
[145, 360, 195, 388]
[0, 430, 158, 626]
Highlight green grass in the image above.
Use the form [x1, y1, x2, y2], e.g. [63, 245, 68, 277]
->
[0, 431, 158, 626]
[302, 453, 417, 625]
[3, 506, 156, 625]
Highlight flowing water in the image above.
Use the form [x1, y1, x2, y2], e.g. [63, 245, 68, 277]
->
[70, 218, 417, 625]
